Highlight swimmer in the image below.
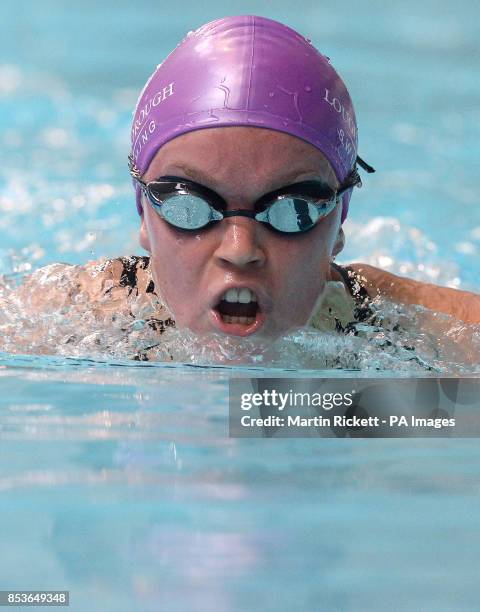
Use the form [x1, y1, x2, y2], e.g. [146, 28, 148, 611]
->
[10, 15, 480, 352]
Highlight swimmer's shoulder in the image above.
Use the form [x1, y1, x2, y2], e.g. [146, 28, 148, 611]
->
[17, 255, 160, 314]
[81, 255, 155, 297]
[311, 263, 373, 333]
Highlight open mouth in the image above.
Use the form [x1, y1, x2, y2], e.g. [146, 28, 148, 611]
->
[210, 286, 269, 337]
[215, 288, 259, 325]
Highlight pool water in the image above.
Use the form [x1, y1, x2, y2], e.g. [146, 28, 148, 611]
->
[1, 0, 479, 609]
[2, 356, 480, 611]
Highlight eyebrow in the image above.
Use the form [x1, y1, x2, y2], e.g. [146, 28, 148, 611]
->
[160, 163, 333, 190]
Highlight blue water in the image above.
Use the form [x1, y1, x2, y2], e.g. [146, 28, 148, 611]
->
[1, 1, 480, 610]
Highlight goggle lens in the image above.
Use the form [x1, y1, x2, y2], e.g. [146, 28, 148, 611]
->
[258, 197, 336, 233]
[157, 194, 218, 230]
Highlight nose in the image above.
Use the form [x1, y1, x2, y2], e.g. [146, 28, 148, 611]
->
[213, 217, 266, 269]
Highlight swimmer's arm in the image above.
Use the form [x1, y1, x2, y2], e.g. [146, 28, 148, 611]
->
[348, 263, 480, 324]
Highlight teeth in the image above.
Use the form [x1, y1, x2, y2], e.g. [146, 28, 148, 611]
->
[222, 315, 255, 325]
[222, 288, 257, 303]
[238, 288, 253, 303]
[225, 288, 239, 303]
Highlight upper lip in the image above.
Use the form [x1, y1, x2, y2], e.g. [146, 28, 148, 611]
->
[209, 282, 273, 314]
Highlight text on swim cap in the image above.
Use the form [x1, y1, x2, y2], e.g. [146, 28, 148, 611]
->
[337, 129, 356, 168]
[324, 88, 357, 169]
[323, 89, 357, 141]
[131, 82, 175, 160]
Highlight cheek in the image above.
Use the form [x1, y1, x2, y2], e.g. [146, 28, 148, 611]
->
[150, 239, 194, 296]
[145, 218, 211, 313]
[283, 246, 329, 304]
[275, 230, 332, 284]
[270, 227, 335, 319]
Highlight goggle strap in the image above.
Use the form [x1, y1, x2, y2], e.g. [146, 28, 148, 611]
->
[128, 154, 148, 190]
[356, 155, 376, 174]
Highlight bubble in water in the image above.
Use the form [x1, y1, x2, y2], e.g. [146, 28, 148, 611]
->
[471, 227, 480, 241]
[42, 128, 69, 149]
[304, 85, 312, 93]
[0, 65, 22, 95]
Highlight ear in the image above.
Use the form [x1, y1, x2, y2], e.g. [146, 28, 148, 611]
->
[139, 213, 151, 253]
[332, 227, 345, 258]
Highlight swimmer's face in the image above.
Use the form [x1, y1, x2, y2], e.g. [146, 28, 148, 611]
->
[139, 127, 344, 339]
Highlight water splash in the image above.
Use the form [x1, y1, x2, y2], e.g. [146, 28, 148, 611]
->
[0, 262, 478, 373]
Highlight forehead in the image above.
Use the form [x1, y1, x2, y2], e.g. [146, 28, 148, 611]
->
[144, 126, 337, 189]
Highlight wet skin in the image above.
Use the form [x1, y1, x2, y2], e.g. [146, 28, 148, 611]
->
[139, 126, 345, 339]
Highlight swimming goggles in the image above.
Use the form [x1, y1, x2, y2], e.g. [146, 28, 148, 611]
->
[128, 154, 374, 234]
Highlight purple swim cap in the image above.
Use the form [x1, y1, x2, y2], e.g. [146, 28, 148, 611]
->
[131, 15, 361, 222]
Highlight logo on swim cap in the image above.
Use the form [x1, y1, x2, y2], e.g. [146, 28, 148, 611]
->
[131, 15, 361, 221]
